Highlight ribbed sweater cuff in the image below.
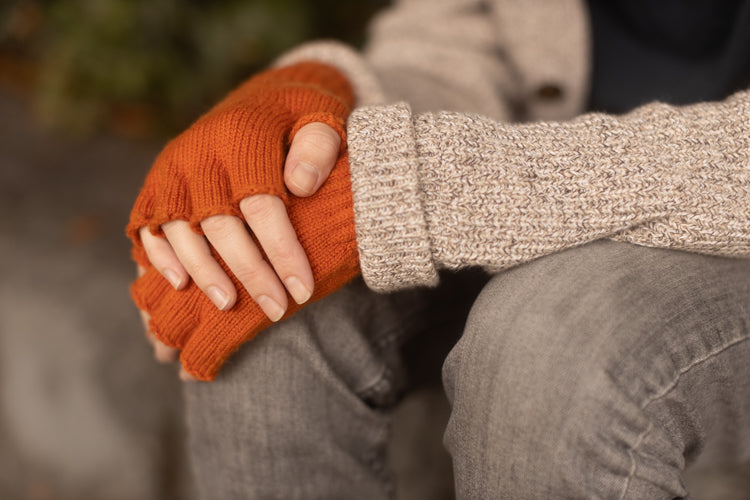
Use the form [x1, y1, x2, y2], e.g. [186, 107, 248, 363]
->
[348, 103, 439, 292]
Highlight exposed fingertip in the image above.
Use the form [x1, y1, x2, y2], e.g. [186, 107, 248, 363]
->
[154, 341, 179, 363]
[257, 295, 286, 322]
[289, 161, 319, 196]
[284, 276, 312, 304]
[207, 285, 233, 311]
[162, 268, 184, 290]
[140, 310, 153, 335]
[179, 367, 199, 382]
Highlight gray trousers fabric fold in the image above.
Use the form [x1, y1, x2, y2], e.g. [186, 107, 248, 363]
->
[184, 241, 750, 499]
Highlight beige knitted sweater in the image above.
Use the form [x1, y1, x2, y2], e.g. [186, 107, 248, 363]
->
[276, 0, 750, 292]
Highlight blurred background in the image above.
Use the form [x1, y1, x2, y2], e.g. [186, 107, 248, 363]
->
[0, 1, 386, 499]
[0, 1, 749, 499]
[0, 0, 383, 138]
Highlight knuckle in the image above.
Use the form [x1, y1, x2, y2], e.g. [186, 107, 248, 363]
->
[161, 219, 184, 232]
[233, 264, 264, 287]
[268, 244, 299, 269]
[295, 127, 340, 157]
[201, 215, 235, 236]
[298, 121, 340, 141]
[240, 195, 277, 221]
[179, 255, 212, 279]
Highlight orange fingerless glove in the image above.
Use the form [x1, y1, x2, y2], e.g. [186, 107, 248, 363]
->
[126, 62, 361, 381]
[127, 61, 354, 240]
[131, 152, 360, 381]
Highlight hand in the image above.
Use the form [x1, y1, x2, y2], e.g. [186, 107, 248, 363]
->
[127, 62, 358, 380]
[132, 149, 360, 381]
[138, 122, 342, 379]
[140, 121, 341, 311]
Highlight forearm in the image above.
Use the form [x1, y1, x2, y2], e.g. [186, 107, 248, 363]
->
[348, 91, 750, 291]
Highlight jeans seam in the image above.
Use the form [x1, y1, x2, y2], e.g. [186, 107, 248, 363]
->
[618, 334, 750, 500]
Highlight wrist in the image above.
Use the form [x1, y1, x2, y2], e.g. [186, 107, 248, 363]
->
[347, 103, 438, 291]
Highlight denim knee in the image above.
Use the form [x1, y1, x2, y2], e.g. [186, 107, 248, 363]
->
[442, 240, 750, 499]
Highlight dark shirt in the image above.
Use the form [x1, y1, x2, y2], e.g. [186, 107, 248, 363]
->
[587, 0, 750, 113]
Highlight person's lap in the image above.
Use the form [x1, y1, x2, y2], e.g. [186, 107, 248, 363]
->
[444, 240, 750, 498]
[183, 268, 485, 499]
[184, 241, 750, 499]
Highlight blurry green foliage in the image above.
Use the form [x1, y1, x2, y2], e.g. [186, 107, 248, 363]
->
[0, 0, 386, 137]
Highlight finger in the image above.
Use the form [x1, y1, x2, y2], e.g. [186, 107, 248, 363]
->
[140, 308, 153, 339]
[240, 195, 314, 305]
[136, 266, 153, 342]
[139, 227, 189, 290]
[139, 303, 178, 362]
[179, 366, 199, 382]
[161, 220, 237, 311]
[201, 214, 288, 322]
[154, 339, 179, 363]
[284, 122, 341, 197]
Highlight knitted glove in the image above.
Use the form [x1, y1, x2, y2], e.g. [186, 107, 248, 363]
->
[126, 61, 354, 240]
[127, 62, 360, 380]
[131, 152, 359, 381]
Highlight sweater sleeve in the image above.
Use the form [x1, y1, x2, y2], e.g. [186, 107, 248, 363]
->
[347, 91, 750, 292]
[274, 0, 523, 119]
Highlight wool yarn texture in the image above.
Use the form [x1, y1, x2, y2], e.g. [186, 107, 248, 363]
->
[127, 62, 353, 239]
[346, 97, 750, 291]
[128, 62, 360, 380]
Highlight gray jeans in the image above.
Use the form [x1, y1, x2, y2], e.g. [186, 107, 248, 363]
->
[184, 241, 750, 499]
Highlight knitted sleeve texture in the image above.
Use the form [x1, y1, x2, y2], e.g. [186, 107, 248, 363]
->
[347, 91, 750, 292]
[275, 0, 534, 119]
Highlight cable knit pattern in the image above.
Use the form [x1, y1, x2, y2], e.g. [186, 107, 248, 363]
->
[348, 93, 750, 291]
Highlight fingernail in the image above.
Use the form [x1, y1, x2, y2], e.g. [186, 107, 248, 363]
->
[207, 286, 231, 310]
[285, 276, 312, 304]
[257, 295, 285, 322]
[163, 268, 182, 289]
[291, 162, 319, 195]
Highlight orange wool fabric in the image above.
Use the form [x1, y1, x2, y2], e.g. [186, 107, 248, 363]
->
[127, 61, 354, 240]
[127, 62, 361, 380]
[132, 153, 360, 381]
